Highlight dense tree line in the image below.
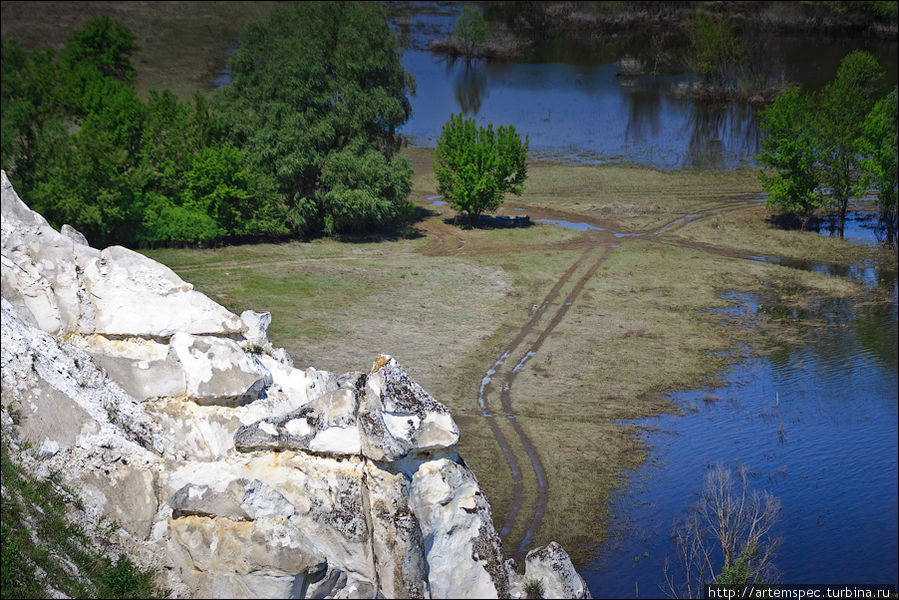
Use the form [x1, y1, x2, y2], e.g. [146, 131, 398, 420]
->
[1, 2, 414, 247]
[757, 51, 898, 245]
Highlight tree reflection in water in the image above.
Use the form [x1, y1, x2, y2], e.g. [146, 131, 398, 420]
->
[451, 58, 488, 115]
[683, 99, 759, 169]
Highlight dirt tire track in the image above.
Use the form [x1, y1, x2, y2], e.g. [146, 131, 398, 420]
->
[500, 244, 615, 557]
[478, 241, 598, 543]
[478, 233, 614, 557]
[476, 198, 761, 558]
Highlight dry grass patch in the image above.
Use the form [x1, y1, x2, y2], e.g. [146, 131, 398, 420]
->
[144, 240, 514, 396]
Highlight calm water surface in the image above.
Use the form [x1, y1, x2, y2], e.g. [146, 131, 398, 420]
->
[585, 287, 898, 597]
[391, 2, 897, 169]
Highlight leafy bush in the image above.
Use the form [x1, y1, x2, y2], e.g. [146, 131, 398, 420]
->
[433, 113, 528, 227]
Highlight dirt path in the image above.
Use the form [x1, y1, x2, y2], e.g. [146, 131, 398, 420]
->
[475, 199, 761, 557]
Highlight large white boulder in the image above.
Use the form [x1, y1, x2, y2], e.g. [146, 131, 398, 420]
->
[409, 458, 510, 599]
[1, 171, 245, 338]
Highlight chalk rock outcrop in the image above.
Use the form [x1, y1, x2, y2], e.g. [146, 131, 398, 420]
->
[0, 170, 588, 599]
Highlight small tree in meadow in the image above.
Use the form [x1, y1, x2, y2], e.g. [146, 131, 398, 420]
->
[433, 113, 528, 228]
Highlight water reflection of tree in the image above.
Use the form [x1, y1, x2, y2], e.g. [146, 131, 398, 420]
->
[623, 81, 663, 147]
[683, 100, 759, 170]
[452, 59, 488, 115]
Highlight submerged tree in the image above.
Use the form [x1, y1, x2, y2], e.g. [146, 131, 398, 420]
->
[664, 465, 781, 599]
[757, 50, 889, 238]
[757, 87, 823, 229]
[814, 50, 884, 237]
[860, 86, 898, 247]
[433, 113, 528, 228]
[683, 11, 744, 92]
[455, 6, 487, 61]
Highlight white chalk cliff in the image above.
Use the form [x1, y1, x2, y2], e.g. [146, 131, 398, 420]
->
[0, 171, 590, 599]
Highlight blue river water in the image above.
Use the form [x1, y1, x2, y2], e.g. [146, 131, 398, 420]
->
[391, 3, 897, 170]
[584, 277, 898, 597]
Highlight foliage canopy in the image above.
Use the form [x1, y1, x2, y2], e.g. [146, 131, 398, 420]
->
[757, 50, 895, 242]
[757, 87, 822, 228]
[2, 4, 416, 247]
[433, 113, 528, 227]
[214, 1, 415, 235]
[1, 20, 284, 248]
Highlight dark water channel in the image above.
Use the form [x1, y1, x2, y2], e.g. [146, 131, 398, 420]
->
[389, 2, 897, 170]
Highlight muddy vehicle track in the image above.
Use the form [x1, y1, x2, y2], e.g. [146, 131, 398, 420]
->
[476, 199, 760, 557]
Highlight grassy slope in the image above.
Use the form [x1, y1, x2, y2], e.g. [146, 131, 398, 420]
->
[0, 437, 165, 599]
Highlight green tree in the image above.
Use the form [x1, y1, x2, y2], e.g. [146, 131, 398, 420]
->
[433, 113, 528, 228]
[455, 6, 487, 60]
[62, 14, 136, 81]
[3, 17, 288, 248]
[860, 86, 898, 246]
[814, 50, 884, 236]
[29, 118, 139, 246]
[1, 38, 68, 190]
[757, 87, 823, 229]
[214, 1, 415, 235]
[683, 11, 744, 91]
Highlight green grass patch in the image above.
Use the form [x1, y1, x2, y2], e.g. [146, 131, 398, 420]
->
[0, 439, 166, 599]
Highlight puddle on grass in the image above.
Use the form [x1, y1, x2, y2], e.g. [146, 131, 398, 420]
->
[478, 350, 510, 409]
[536, 219, 604, 232]
[750, 254, 893, 290]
